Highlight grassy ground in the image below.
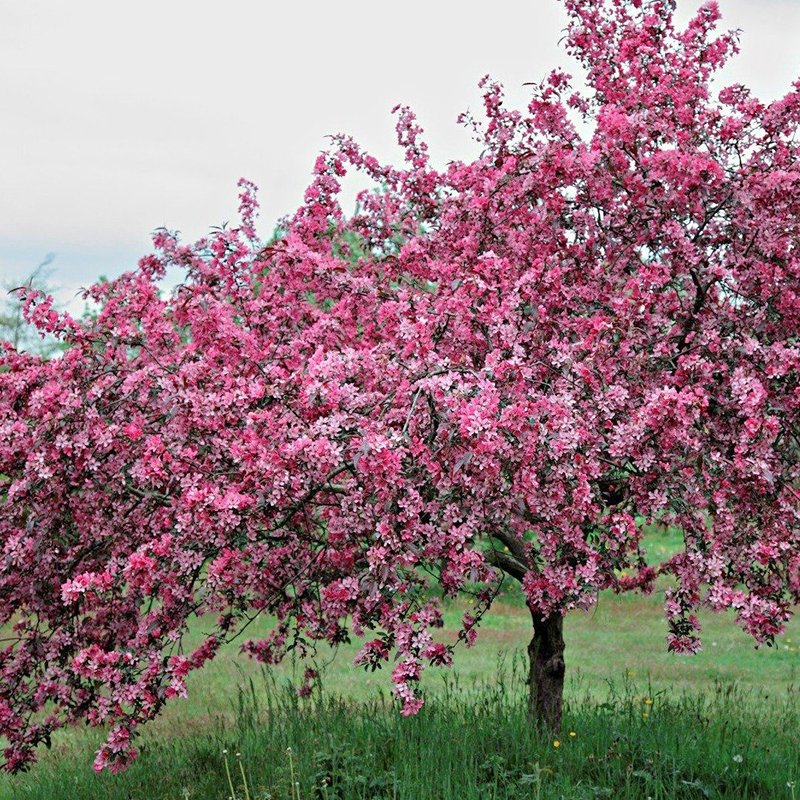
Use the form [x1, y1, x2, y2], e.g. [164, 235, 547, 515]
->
[2, 528, 798, 798]
[4, 656, 797, 799]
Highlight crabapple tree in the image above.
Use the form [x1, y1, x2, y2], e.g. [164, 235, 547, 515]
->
[1, 0, 798, 774]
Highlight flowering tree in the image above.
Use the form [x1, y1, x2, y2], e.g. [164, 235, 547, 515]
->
[1, 0, 798, 774]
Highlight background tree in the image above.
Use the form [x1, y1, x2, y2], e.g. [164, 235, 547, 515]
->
[0, 255, 61, 358]
[0, 0, 797, 774]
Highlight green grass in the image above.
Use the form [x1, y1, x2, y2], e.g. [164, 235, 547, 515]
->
[2, 526, 798, 798]
[4, 659, 797, 799]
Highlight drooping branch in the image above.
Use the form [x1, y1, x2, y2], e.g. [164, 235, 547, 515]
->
[484, 547, 528, 583]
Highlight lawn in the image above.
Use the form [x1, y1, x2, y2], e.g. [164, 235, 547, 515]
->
[2, 529, 797, 798]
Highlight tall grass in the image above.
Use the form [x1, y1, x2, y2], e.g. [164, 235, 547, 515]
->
[6, 650, 797, 799]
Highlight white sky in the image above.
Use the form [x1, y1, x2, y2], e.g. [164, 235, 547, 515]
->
[2, 0, 798, 311]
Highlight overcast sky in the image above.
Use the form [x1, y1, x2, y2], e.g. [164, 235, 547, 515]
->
[2, 0, 798, 311]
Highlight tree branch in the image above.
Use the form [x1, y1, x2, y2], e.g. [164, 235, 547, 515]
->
[484, 548, 528, 583]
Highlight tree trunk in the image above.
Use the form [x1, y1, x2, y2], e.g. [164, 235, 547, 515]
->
[527, 612, 565, 733]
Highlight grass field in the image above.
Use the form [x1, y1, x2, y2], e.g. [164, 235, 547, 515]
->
[2, 529, 798, 798]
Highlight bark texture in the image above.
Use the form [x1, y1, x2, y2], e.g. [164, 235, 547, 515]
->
[527, 612, 565, 732]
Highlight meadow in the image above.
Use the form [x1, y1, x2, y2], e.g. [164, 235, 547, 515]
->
[2, 529, 798, 799]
